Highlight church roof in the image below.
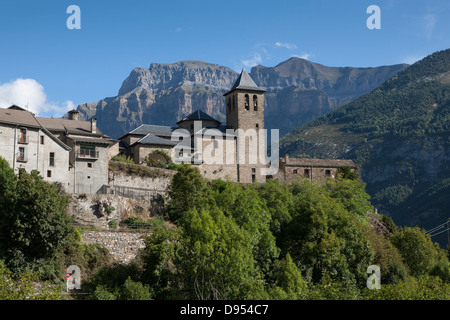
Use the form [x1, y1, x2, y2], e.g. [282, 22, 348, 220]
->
[176, 109, 221, 125]
[225, 69, 266, 95]
[133, 133, 178, 147]
[128, 124, 176, 137]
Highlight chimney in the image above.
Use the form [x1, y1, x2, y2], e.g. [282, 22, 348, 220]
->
[91, 118, 97, 134]
[68, 109, 79, 121]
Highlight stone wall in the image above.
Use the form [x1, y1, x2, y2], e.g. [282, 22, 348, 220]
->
[81, 231, 148, 264]
[108, 165, 174, 191]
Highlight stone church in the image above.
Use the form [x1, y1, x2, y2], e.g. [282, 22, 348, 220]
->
[118, 69, 357, 184]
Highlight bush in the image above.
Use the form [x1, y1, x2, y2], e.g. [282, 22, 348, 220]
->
[105, 206, 115, 214]
[0, 260, 61, 300]
[109, 161, 171, 178]
[108, 220, 118, 229]
[0, 169, 74, 280]
[111, 154, 134, 164]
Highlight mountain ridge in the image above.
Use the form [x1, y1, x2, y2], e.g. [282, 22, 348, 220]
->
[73, 57, 408, 139]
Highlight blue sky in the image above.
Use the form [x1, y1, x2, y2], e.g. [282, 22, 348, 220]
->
[0, 0, 449, 117]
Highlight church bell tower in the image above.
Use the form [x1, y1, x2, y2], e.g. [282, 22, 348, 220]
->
[224, 69, 266, 183]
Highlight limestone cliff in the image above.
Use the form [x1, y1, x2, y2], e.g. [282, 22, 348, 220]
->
[73, 58, 407, 138]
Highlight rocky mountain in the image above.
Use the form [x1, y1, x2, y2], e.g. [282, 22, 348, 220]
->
[73, 59, 407, 139]
[279, 49, 450, 247]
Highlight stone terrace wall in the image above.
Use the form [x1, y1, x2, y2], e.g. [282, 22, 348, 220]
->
[108, 162, 175, 191]
[81, 231, 148, 264]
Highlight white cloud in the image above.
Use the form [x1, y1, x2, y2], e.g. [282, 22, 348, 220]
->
[423, 14, 437, 39]
[0, 78, 75, 117]
[292, 53, 311, 60]
[402, 55, 425, 65]
[241, 53, 263, 69]
[275, 42, 297, 50]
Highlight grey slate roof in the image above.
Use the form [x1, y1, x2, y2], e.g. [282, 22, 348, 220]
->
[134, 133, 178, 147]
[176, 110, 221, 125]
[282, 157, 357, 168]
[128, 124, 176, 137]
[225, 69, 266, 95]
[195, 124, 237, 138]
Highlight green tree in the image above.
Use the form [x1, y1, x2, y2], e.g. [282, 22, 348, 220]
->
[363, 275, 450, 300]
[280, 180, 374, 288]
[121, 277, 152, 300]
[139, 226, 182, 299]
[0, 156, 15, 194]
[336, 166, 359, 181]
[0, 169, 74, 280]
[178, 207, 263, 300]
[268, 253, 308, 300]
[209, 180, 280, 275]
[167, 164, 210, 222]
[324, 177, 374, 216]
[251, 179, 293, 236]
[390, 227, 444, 277]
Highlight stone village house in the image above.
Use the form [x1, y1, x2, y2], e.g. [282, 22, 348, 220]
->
[0, 105, 114, 194]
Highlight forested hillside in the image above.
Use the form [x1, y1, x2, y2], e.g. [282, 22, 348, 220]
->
[280, 49, 450, 246]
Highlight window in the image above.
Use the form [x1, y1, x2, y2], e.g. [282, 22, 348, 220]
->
[252, 168, 256, 173]
[47, 170, 52, 178]
[79, 144, 97, 158]
[245, 94, 250, 110]
[253, 95, 258, 111]
[18, 147, 26, 162]
[19, 128, 27, 144]
[256, 123, 259, 128]
[190, 123, 194, 130]
[293, 169, 298, 174]
[304, 169, 310, 178]
[40, 136, 45, 145]
[252, 174, 256, 182]
[87, 163, 93, 168]
[227, 98, 231, 112]
[233, 96, 236, 111]
[49, 152, 55, 166]
[325, 170, 332, 177]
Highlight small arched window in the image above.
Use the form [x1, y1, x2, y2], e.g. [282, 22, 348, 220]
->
[227, 97, 231, 112]
[233, 95, 236, 111]
[253, 95, 258, 111]
[245, 94, 250, 110]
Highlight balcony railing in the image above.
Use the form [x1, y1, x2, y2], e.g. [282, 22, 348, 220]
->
[17, 154, 28, 162]
[76, 149, 99, 159]
[18, 136, 29, 144]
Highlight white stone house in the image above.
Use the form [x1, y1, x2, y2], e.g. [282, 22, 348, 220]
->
[0, 105, 114, 194]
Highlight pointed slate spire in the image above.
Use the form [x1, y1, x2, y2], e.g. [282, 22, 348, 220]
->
[225, 69, 266, 95]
